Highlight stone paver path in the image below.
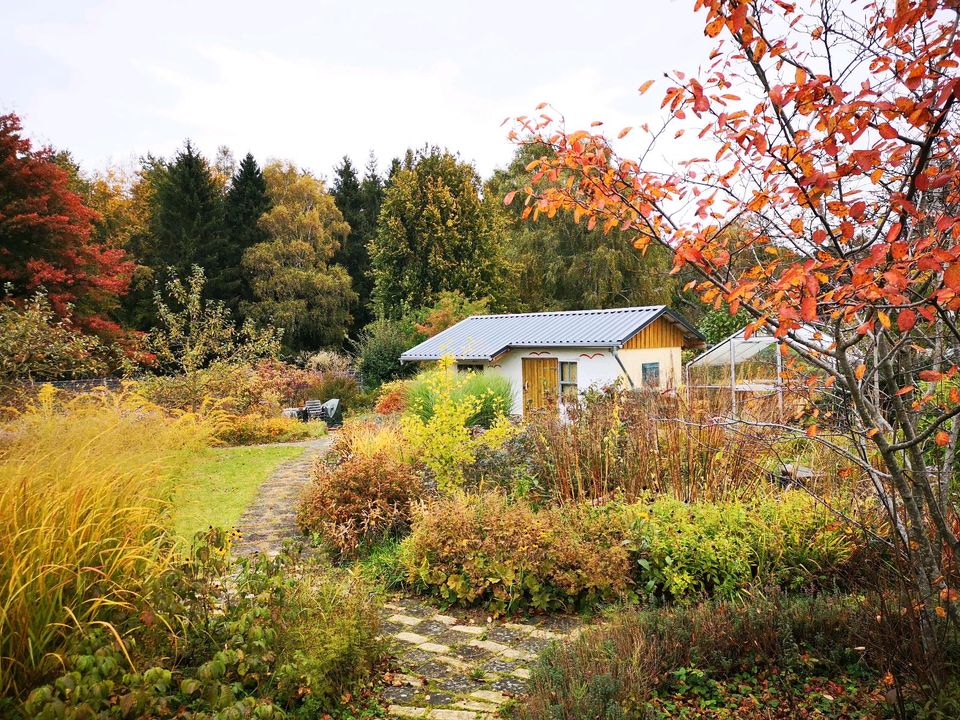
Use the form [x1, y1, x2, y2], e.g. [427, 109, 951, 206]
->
[228, 434, 590, 719]
[234, 436, 333, 557]
[379, 594, 587, 719]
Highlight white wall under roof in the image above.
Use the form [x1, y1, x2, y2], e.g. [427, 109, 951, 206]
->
[479, 347, 624, 416]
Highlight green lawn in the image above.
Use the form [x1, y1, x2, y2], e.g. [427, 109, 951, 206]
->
[168, 444, 306, 542]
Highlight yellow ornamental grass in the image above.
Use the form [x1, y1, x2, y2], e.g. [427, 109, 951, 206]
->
[0, 386, 211, 698]
[402, 357, 517, 491]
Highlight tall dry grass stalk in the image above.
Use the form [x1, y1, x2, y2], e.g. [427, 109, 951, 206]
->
[526, 388, 779, 504]
[0, 386, 209, 698]
[330, 417, 411, 464]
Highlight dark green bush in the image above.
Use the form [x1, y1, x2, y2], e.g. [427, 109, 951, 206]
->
[354, 319, 419, 389]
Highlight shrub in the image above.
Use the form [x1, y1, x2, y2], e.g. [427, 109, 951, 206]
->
[253, 358, 361, 410]
[0, 386, 209, 699]
[309, 369, 361, 410]
[375, 378, 411, 415]
[401, 493, 635, 613]
[628, 493, 857, 600]
[516, 593, 879, 720]
[22, 536, 385, 720]
[145, 265, 281, 375]
[410, 290, 490, 338]
[354, 318, 419, 389]
[402, 358, 517, 491]
[138, 359, 361, 426]
[213, 414, 324, 446]
[0, 292, 113, 382]
[401, 491, 862, 613]
[298, 451, 421, 556]
[136, 361, 266, 414]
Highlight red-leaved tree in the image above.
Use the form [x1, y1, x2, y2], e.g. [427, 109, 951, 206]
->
[510, 0, 960, 693]
[0, 113, 133, 337]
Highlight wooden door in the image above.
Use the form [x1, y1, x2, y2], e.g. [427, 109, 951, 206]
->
[522, 358, 559, 412]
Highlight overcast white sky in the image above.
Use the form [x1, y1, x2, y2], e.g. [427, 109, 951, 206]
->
[2, 0, 713, 180]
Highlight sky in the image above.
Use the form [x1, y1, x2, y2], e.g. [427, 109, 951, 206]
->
[1, 0, 714, 181]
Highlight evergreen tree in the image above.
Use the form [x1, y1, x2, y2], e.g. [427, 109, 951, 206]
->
[223, 153, 271, 309]
[146, 141, 224, 288]
[360, 153, 385, 224]
[332, 154, 384, 334]
[369, 146, 513, 316]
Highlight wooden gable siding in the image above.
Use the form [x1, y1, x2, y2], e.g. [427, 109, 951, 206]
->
[622, 317, 688, 349]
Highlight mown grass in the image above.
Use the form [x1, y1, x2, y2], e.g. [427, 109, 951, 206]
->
[168, 443, 306, 541]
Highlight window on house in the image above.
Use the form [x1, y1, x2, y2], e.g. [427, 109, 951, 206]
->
[641, 362, 660, 387]
[559, 361, 578, 401]
[457, 363, 484, 374]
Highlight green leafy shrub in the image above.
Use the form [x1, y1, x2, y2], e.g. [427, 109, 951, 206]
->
[146, 265, 281, 375]
[0, 292, 113, 383]
[516, 593, 881, 720]
[401, 493, 635, 613]
[137, 361, 268, 414]
[354, 318, 419, 389]
[628, 493, 857, 600]
[298, 451, 421, 556]
[402, 491, 862, 613]
[22, 536, 385, 720]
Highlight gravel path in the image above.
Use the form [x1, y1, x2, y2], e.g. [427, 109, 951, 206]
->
[233, 435, 332, 557]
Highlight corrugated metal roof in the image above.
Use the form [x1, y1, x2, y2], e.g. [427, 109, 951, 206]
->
[400, 306, 704, 362]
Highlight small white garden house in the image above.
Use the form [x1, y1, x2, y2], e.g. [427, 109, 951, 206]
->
[400, 306, 704, 415]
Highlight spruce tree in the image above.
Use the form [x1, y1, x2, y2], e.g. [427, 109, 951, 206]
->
[148, 141, 224, 288]
[223, 153, 271, 309]
[332, 154, 381, 334]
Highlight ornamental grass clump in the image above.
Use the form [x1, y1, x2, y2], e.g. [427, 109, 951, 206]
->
[330, 416, 410, 464]
[0, 386, 210, 699]
[405, 358, 514, 427]
[524, 388, 775, 504]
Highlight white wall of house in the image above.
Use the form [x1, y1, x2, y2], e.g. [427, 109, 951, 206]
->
[617, 346, 683, 390]
[477, 347, 624, 417]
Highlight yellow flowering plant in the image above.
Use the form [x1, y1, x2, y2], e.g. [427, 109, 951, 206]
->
[402, 356, 517, 492]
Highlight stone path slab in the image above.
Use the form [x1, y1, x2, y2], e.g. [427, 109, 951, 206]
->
[380, 594, 588, 718]
[233, 436, 333, 557]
